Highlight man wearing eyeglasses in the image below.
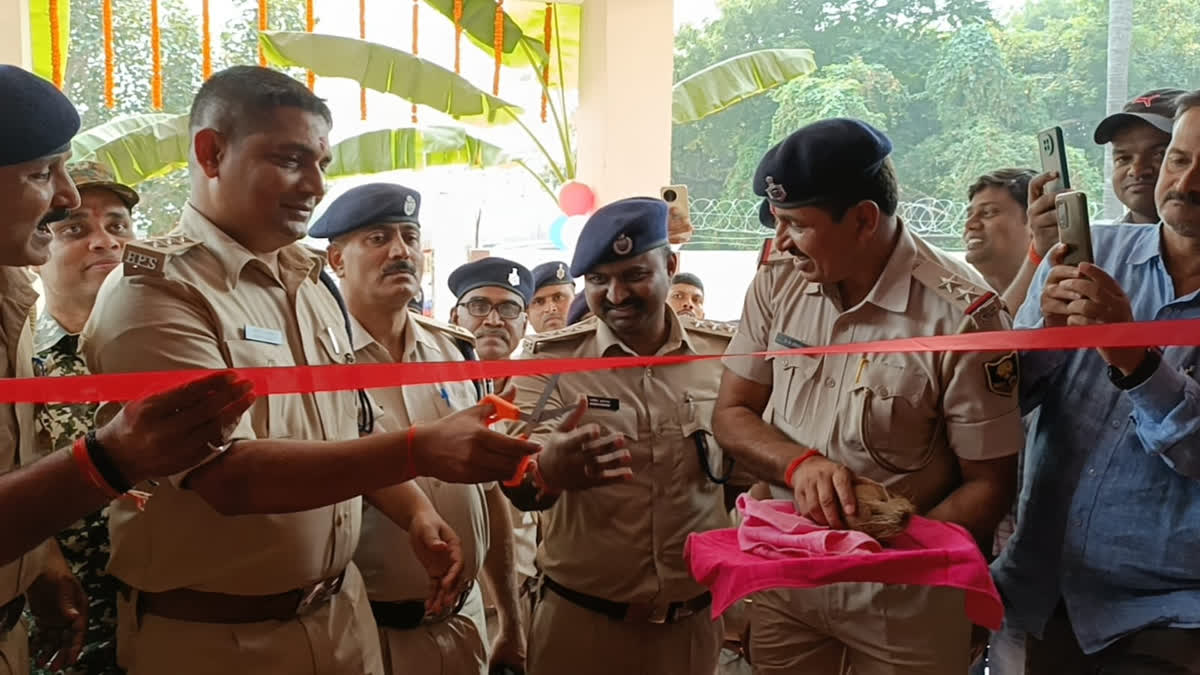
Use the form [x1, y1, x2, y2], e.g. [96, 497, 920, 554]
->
[449, 259, 535, 365]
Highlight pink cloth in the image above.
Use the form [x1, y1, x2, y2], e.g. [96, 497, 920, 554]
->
[686, 496, 1004, 630]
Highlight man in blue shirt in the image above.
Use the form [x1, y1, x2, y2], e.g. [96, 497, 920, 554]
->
[992, 90, 1200, 672]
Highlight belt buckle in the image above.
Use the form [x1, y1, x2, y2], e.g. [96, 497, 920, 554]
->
[423, 580, 473, 625]
[295, 574, 343, 616]
[624, 602, 669, 624]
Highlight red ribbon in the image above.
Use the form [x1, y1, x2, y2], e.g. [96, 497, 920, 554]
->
[5, 320, 1198, 404]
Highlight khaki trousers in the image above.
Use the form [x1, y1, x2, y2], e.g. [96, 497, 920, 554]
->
[528, 590, 723, 675]
[749, 583, 970, 675]
[0, 621, 28, 675]
[379, 585, 488, 675]
[116, 564, 383, 675]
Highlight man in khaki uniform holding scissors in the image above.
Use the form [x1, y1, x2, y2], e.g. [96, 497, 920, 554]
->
[80, 67, 537, 675]
[712, 119, 1022, 674]
[312, 184, 527, 675]
[506, 197, 744, 675]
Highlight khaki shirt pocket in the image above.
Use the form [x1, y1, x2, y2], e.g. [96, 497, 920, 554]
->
[679, 394, 727, 488]
[314, 329, 361, 441]
[224, 338, 294, 439]
[773, 355, 820, 420]
[845, 362, 939, 475]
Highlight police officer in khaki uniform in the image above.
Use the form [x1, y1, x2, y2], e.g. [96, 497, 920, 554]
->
[506, 197, 742, 675]
[313, 184, 525, 675]
[712, 119, 1023, 674]
[80, 66, 537, 675]
[527, 262, 575, 334]
[0, 66, 256, 674]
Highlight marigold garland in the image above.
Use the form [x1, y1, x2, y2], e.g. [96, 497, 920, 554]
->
[151, 0, 163, 109]
[492, 0, 504, 96]
[541, 3, 553, 122]
[257, 0, 269, 67]
[359, 0, 367, 120]
[453, 0, 463, 74]
[49, 0, 63, 89]
[201, 0, 212, 80]
[103, 0, 115, 106]
[411, 0, 419, 124]
[305, 0, 315, 89]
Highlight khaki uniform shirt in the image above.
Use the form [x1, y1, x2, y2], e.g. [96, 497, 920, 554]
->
[724, 225, 1023, 508]
[80, 204, 361, 595]
[511, 312, 735, 604]
[350, 313, 491, 602]
[0, 267, 44, 605]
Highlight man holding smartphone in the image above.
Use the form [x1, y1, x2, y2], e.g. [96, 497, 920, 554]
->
[992, 89, 1200, 671]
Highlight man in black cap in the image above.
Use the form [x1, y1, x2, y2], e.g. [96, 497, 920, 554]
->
[713, 118, 1022, 674]
[449, 257, 534, 365]
[527, 261, 575, 333]
[313, 183, 532, 675]
[667, 272, 706, 320]
[0, 65, 256, 673]
[506, 197, 745, 675]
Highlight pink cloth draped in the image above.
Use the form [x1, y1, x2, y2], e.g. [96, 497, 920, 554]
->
[685, 496, 1004, 630]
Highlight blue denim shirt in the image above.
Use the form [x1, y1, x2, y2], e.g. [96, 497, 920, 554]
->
[991, 223, 1200, 653]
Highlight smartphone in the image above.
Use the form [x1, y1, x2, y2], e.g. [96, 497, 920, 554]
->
[661, 184, 689, 220]
[1037, 126, 1072, 194]
[1054, 191, 1094, 266]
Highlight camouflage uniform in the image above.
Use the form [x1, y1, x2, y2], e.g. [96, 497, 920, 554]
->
[24, 310, 122, 675]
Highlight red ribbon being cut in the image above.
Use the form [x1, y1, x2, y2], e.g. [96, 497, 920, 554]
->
[4, 320, 1198, 404]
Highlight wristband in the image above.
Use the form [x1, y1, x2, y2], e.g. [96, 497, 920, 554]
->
[784, 450, 821, 488]
[84, 430, 132, 493]
[72, 437, 120, 499]
[1028, 242, 1044, 266]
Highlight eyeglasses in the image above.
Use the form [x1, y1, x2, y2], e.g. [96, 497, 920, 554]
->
[457, 298, 524, 320]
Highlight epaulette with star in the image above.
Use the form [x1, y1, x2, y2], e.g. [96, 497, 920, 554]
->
[526, 316, 599, 354]
[680, 315, 737, 340]
[911, 257, 1007, 333]
[410, 312, 476, 344]
[122, 234, 202, 277]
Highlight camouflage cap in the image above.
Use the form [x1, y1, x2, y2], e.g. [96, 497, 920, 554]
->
[67, 161, 139, 209]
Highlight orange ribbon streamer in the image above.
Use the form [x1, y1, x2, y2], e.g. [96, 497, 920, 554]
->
[151, 0, 163, 110]
[453, 0, 463, 74]
[258, 0, 269, 67]
[103, 0, 115, 106]
[48, 0, 63, 89]
[411, 0, 419, 124]
[201, 0, 212, 80]
[541, 3, 553, 122]
[493, 0, 503, 96]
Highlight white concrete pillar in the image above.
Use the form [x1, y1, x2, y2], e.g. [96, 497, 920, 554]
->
[0, 0, 32, 68]
[574, 0, 674, 206]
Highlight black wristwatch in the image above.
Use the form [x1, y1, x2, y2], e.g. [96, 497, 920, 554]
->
[1107, 348, 1163, 390]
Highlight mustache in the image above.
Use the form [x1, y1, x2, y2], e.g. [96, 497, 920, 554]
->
[477, 329, 510, 342]
[40, 209, 70, 227]
[382, 261, 417, 276]
[603, 299, 645, 313]
[1164, 190, 1200, 206]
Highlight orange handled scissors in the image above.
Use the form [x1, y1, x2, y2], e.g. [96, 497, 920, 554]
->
[488, 375, 573, 486]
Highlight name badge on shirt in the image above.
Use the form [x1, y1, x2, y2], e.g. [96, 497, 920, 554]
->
[774, 333, 809, 350]
[586, 396, 620, 411]
[244, 325, 284, 346]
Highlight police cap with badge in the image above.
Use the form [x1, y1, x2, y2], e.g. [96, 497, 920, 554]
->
[449, 257, 534, 307]
[0, 65, 81, 167]
[753, 118, 893, 227]
[569, 197, 670, 277]
[309, 183, 421, 239]
[531, 261, 573, 293]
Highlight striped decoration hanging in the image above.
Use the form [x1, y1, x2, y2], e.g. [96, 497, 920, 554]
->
[151, 0, 163, 109]
[103, 0, 115, 106]
[453, 0, 463, 74]
[48, 0, 63, 89]
[541, 3, 553, 122]
[358, 0, 367, 120]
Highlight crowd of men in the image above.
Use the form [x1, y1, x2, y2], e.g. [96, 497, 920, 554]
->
[0, 60, 1197, 675]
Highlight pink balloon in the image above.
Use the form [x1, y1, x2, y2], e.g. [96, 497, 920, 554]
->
[558, 181, 595, 217]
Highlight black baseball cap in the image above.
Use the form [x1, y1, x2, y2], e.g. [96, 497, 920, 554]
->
[1093, 88, 1186, 144]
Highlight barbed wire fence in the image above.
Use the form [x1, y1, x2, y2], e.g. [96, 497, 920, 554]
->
[683, 197, 1106, 251]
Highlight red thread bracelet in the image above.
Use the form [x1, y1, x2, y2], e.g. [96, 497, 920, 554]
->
[72, 437, 119, 499]
[784, 450, 821, 488]
[1028, 242, 1044, 266]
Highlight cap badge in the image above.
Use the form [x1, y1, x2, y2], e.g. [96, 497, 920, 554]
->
[765, 176, 788, 202]
[1134, 94, 1162, 108]
[555, 263, 566, 280]
[612, 233, 633, 256]
[404, 195, 417, 216]
[508, 267, 521, 287]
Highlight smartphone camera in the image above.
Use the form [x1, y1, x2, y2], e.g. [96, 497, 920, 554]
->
[662, 189, 678, 203]
[1041, 136, 1055, 156]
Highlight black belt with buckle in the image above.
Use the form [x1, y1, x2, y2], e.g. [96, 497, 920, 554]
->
[371, 580, 474, 631]
[0, 595, 25, 634]
[541, 575, 711, 624]
[131, 569, 347, 624]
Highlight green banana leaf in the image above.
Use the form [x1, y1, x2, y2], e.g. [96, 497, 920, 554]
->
[420, 0, 538, 67]
[260, 31, 522, 125]
[509, 2, 581, 88]
[29, 0, 71, 86]
[672, 49, 818, 124]
[71, 113, 191, 185]
[326, 126, 511, 177]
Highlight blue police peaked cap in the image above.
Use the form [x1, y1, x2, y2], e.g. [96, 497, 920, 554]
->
[0, 66, 81, 167]
[309, 183, 421, 239]
[569, 197, 669, 277]
[448, 257, 535, 306]
[531, 261, 573, 292]
[753, 118, 893, 227]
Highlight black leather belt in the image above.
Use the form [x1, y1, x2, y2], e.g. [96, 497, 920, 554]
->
[371, 581, 473, 631]
[132, 570, 346, 624]
[541, 575, 711, 624]
[0, 595, 25, 634]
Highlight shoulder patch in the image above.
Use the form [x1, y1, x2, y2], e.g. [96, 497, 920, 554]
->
[528, 316, 598, 354]
[410, 312, 476, 344]
[122, 234, 201, 277]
